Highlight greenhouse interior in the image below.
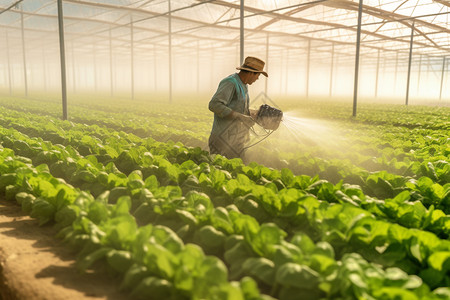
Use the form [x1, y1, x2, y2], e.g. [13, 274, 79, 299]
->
[0, 1, 449, 300]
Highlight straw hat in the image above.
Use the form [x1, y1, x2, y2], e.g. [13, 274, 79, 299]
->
[237, 56, 268, 77]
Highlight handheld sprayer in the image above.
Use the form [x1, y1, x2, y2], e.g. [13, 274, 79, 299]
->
[244, 104, 283, 150]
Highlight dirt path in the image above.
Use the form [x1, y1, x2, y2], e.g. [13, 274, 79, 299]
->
[0, 200, 127, 300]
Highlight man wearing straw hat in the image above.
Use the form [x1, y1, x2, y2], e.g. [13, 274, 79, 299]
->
[208, 56, 268, 162]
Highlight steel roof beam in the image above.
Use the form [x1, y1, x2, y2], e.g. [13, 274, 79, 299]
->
[2, 0, 449, 59]
[323, 0, 450, 51]
[198, 0, 450, 53]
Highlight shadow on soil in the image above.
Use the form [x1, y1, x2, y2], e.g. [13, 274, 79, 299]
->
[0, 200, 127, 300]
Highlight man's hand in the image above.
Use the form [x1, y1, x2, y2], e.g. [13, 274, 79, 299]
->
[240, 114, 255, 127]
[229, 111, 255, 127]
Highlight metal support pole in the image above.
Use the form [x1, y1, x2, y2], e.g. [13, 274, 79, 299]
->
[306, 40, 311, 98]
[2, 58, 6, 89]
[210, 48, 214, 91]
[417, 54, 422, 95]
[279, 51, 283, 94]
[265, 33, 269, 95]
[5, 30, 12, 96]
[71, 41, 76, 94]
[329, 42, 334, 97]
[20, 5, 28, 97]
[57, 0, 68, 120]
[285, 49, 289, 95]
[42, 48, 47, 92]
[240, 0, 244, 64]
[394, 51, 398, 95]
[154, 45, 157, 92]
[236, 44, 239, 67]
[109, 28, 113, 97]
[352, 0, 363, 117]
[168, 0, 172, 102]
[405, 20, 415, 106]
[130, 15, 135, 100]
[94, 43, 98, 93]
[196, 40, 200, 93]
[439, 56, 446, 100]
[375, 48, 380, 98]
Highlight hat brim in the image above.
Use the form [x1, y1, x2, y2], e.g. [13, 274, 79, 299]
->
[236, 67, 268, 77]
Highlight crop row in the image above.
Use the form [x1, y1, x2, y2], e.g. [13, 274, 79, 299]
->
[0, 98, 448, 208]
[1, 141, 449, 300]
[0, 106, 449, 299]
[0, 107, 448, 238]
[1, 104, 448, 216]
[1, 96, 448, 193]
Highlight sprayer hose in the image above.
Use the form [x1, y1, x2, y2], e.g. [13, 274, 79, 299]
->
[241, 129, 274, 152]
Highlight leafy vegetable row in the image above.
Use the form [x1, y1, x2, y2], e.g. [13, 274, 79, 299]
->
[1, 145, 449, 300]
[0, 97, 447, 201]
[0, 114, 450, 298]
[0, 112, 448, 240]
[0, 147, 276, 300]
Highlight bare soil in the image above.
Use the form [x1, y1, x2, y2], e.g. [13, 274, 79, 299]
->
[0, 200, 128, 300]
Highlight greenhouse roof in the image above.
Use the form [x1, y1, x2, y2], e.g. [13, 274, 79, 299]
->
[1, 0, 449, 61]
[2, 0, 450, 106]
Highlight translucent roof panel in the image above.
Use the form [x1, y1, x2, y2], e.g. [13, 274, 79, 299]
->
[1, 0, 448, 56]
[1, 0, 449, 100]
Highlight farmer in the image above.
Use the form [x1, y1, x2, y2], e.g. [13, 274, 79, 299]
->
[208, 56, 268, 162]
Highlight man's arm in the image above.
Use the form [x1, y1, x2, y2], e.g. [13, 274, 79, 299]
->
[208, 80, 235, 118]
[229, 110, 255, 127]
[209, 78, 254, 127]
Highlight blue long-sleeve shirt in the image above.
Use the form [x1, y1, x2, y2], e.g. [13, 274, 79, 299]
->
[208, 73, 250, 148]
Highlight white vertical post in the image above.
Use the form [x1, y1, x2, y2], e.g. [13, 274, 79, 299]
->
[20, 5, 28, 97]
[329, 42, 334, 97]
[306, 40, 310, 98]
[57, 0, 68, 120]
[196, 40, 200, 93]
[279, 51, 283, 94]
[405, 20, 414, 105]
[394, 51, 398, 95]
[5, 30, 12, 96]
[265, 33, 269, 95]
[236, 44, 239, 67]
[154, 45, 157, 92]
[439, 57, 446, 100]
[109, 28, 113, 97]
[71, 41, 76, 94]
[352, 0, 363, 117]
[417, 54, 422, 95]
[210, 48, 214, 90]
[285, 48, 289, 95]
[42, 48, 47, 92]
[240, 0, 244, 64]
[94, 43, 98, 93]
[2, 56, 6, 90]
[131, 15, 135, 100]
[375, 48, 380, 98]
[168, 0, 172, 102]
